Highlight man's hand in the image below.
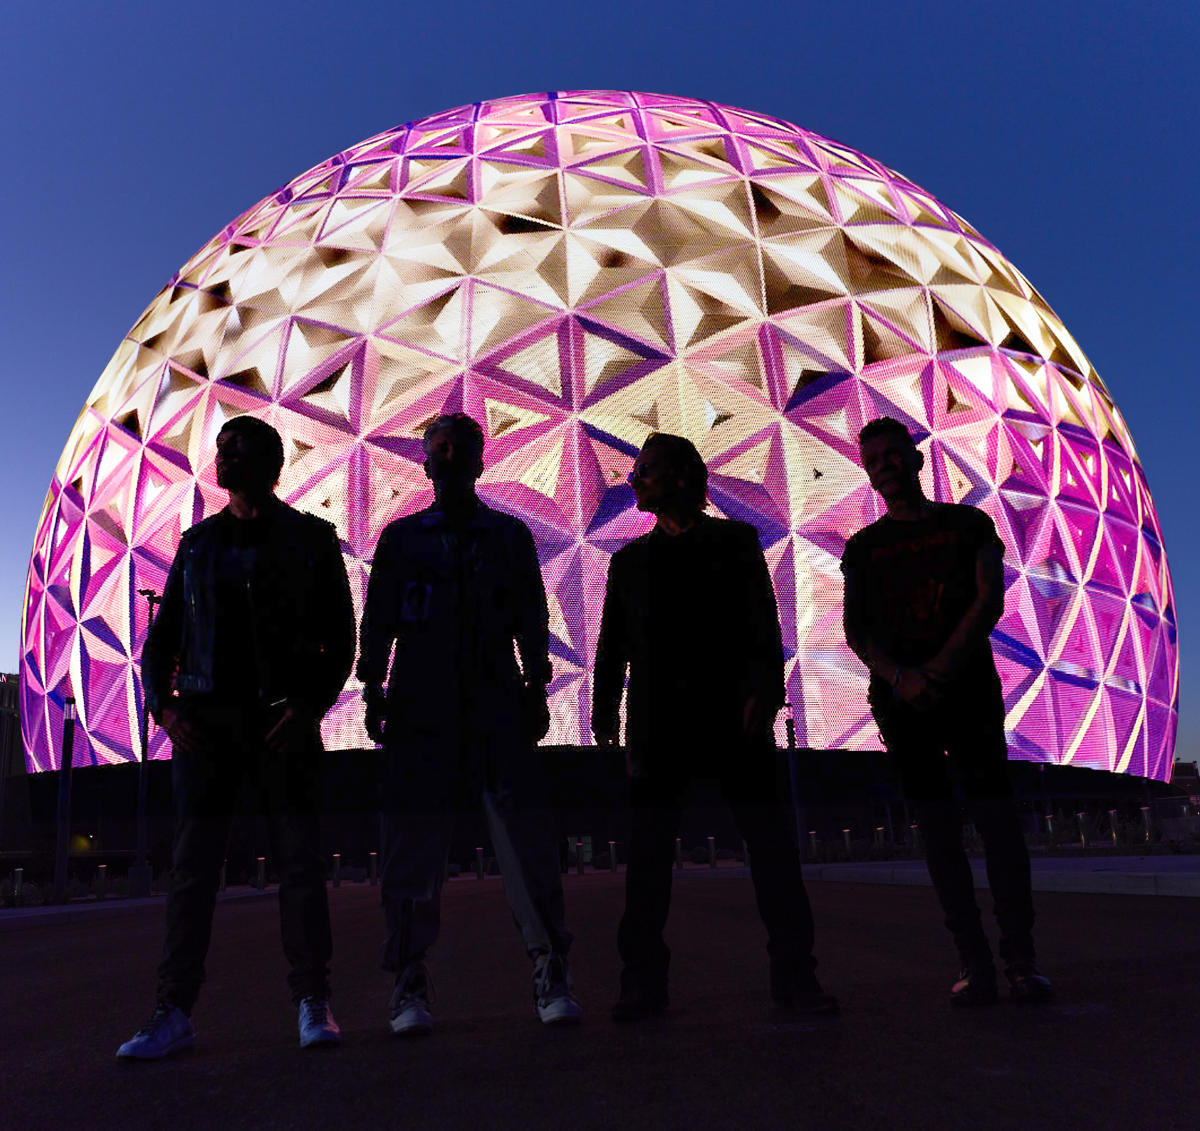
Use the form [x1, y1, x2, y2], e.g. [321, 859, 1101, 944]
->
[161, 704, 204, 756]
[894, 667, 939, 710]
[265, 703, 318, 755]
[363, 686, 387, 745]
[742, 694, 776, 740]
[523, 683, 551, 743]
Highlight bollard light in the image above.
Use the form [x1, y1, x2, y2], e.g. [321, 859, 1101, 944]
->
[842, 828, 852, 853]
[808, 830, 818, 859]
[332, 853, 342, 888]
[1045, 813, 1055, 839]
[874, 826, 885, 846]
[476, 846, 485, 880]
[96, 863, 107, 900]
[1109, 809, 1120, 847]
[1141, 806, 1152, 843]
[369, 851, 378, 886]
[576, 841, 585, 876]
[12, 866, 23, 904]
[674, 837, 683, 870]
[1076, 812, 1088, 849]
[256, 856, 266, 890]
[608, 840, 618, 873]
[707, 835, 717, 868]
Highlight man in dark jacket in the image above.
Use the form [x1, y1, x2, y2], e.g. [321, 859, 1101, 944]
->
[117, 415, 355, 1058]
[593, 432, 835, 1021]
[358, 413, 580, 1034]
[842, 416, 1052, 1006]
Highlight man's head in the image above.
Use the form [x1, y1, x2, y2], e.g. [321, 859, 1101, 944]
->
[630, 433, 708, 516]
[422, 413, 486, 492]
[857, 416, 924, 504]
[215, 416, 285, 494]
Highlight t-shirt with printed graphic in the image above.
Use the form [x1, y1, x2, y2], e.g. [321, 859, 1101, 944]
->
[840, 502, 1005, 690]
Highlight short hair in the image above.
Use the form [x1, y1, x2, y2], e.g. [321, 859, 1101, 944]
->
[218, 415, 285, 482]
[858, 416, 915, 448]
[642, 432, 708, 510]
[422, 413, 485, 458]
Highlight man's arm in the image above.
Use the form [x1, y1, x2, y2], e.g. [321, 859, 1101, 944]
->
[141, 539, 186, 727]
[357, 525, 401, 691]
[513, 522, 553, 688]
[842, 549, 931, 706]
[922, 540, 1005, 684]
[591, 556, 628, 746]
[312, 522, 356, 715]
[737, 524, 785, 736]
[513, 522, 552, 742]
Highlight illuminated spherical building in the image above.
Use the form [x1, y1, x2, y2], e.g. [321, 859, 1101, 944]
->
[21, 91, 1177, 778]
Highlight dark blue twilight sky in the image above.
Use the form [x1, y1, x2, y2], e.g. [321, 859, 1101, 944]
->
[1, 1, 1196, 762]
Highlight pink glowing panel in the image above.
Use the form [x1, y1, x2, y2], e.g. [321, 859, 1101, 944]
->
[20, 91, 1177, 778]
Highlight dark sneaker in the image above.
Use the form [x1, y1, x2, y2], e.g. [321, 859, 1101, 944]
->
[611, 984, 669, 1022]
[770, 962, 839, 1015]
[116, 1003, 195, 1059]
[950, 965, 999, 1007]
[532, 952, 583, 1025]
[1005, 963, 1055, 1004]
[298, 996, 341, 1047]
[389, 962, 434, 1036]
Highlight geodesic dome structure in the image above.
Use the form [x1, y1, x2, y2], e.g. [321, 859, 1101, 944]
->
[21, 90, 1177, 777]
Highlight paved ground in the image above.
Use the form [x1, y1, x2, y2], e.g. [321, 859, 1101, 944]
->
[3, 867, 1200, 1130]
[804, 853, 1200, 897]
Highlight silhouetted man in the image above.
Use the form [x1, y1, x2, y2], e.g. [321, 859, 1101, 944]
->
[358, 413, 580, 1033]
[119, 415, 356, 1058]
[842, 416, 1053, 1006]
[593, 432, 835, 1021]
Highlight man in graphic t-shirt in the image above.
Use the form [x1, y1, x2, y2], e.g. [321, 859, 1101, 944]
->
[841, 417, 1053, 1007]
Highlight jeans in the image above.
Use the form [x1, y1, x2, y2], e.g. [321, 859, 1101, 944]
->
[378, 732, 571, 971]
[156, 702, 332, 1011]
[872, 674, 1036, 967]
[617, 740, 817, 994]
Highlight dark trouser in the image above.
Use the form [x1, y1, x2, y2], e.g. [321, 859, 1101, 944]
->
[872, 675, 1035, 968]
[156, 703, 332, 1012]
[379, 733, 571, 971]
[617, 742, 817, 995]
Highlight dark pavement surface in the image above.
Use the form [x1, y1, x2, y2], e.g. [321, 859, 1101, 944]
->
[4, 868, 1200, 1130]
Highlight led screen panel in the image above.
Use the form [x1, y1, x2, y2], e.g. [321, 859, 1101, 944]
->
[20, 91, 1178, 778]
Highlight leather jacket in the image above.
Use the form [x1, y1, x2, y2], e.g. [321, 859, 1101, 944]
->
[143, 501, 356, 724]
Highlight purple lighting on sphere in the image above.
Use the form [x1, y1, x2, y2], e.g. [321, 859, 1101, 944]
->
[19, 91, 1177, 778]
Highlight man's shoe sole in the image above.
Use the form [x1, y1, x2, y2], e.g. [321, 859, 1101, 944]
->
[538, 1001, 583, 1025]
[390, 1013, 434, 1037]
[300, 1030, 342, 1048]
[116, 1033, 195, 1060]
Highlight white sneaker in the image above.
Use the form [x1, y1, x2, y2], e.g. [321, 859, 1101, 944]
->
[533, 952, 583, 1025]
[298, 996, 341, 1047]
[389, 963, 434, 1036]
[116, 1003, 195, 1059]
